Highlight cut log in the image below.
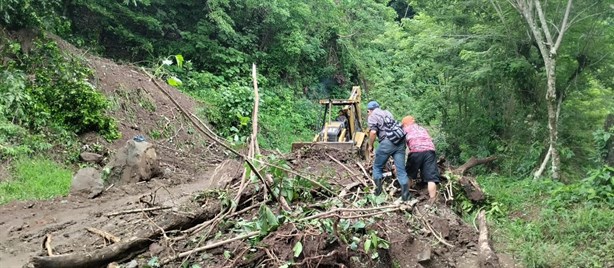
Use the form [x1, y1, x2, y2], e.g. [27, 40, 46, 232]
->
[477, 210, 500, 268]
[459, 176, 486, 202]
[453, 156, 497, 176]
[451, 156, 496, 202]
[30, 201, 223, 268]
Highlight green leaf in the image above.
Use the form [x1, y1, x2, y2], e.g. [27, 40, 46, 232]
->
[175, 54, 184, 68]
[167, 76, 183, 87]
[147, 256, 160, 267]
[293, 241, 303, 257]
[364, 239, 371, 253]
[352, 220, 366, 230]
[258, 204, 279, 234]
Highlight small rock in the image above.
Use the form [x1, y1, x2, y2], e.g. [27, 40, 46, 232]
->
[107, 262, 120, 268]
[417, 245, 432, 263]
[163, 167, 172, 178]
[125, 259, 138, 268]
[80, 152, 104, 163]
[63, 233, 69, 238]
[149, 242, 163, 255]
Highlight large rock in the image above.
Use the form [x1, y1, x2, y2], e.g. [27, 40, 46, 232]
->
[71, 167, 104, 198]
[80, 152, 104, 163]
[104, 140, 160, 185]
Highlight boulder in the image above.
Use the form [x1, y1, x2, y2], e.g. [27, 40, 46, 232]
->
[104, 140, 160, 185]
[80, 152, 104, 163]
[70, 167, 104, 198]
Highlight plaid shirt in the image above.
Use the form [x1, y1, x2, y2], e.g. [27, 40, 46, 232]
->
[367, 108, 394, 142]
[403, 123, 435, 153]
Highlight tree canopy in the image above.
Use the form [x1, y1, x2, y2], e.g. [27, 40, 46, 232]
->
[1, 0, 612, 178]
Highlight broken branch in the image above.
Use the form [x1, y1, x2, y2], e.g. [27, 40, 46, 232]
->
[86, 227, 121, 244]
[162, 231, 260, 265]
[104, 206, 172, 217]
[44, 234, 53, 256]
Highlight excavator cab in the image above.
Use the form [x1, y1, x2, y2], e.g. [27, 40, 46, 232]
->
[291, 86, 368, 159]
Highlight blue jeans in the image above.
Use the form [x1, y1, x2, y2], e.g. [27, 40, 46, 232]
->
[373, 139, 409, 185]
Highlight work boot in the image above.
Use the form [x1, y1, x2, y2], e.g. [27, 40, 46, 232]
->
[374, 179, 383, 196]
[400, 184, 411, 201]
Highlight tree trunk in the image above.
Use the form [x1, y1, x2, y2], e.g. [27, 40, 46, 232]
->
[477, 211, 501, 268]
[545, 59, 561, 180]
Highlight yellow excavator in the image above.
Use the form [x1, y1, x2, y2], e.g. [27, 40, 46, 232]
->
[291, 86, 368, 159]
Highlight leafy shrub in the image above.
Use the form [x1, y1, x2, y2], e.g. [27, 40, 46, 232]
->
[1, 35, 120, 140]
[593, 126, 614, 163]
[0, 0, 67, 31]
[160, 56, 320, 150]
[549, 165, 614, 207]
[479, 176, 614, 267]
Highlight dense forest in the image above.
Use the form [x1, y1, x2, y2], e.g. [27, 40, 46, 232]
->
[1, 0, 613, 267]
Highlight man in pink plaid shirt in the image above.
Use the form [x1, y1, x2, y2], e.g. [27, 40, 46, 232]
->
[402, 116, 440, 203]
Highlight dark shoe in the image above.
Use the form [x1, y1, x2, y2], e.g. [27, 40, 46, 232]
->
[400, 184, 411, 201]
[374, 179, 383, 196]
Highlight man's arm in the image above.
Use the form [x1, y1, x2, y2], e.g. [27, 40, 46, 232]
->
[367, 129, 377, 153]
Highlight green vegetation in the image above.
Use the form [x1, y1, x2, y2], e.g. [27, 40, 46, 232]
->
[0, 158, 73, 204]
[479, 168, 614, 267]
[0, 0, 612, 267]
[0, 27, 119, 163]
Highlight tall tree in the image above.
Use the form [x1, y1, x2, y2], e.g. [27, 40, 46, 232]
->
[509, 0, 573, 179]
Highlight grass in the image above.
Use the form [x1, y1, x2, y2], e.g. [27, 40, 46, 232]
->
[478, 175, 614, 268]
[0, 157, 73, 205]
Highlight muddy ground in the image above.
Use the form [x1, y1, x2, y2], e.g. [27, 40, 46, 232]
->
[0, 32, 519, 268]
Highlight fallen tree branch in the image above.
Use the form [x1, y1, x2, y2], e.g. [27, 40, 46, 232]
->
[477, 210, 500, 268]
[327, 153, 357, 176]
[355, 160, 375, 188]
[300, 204, 405, 222]
[104, 206, 172, 217]
[30, 203, 222, 268]
[414, 208, 454, 248]
[162, 231, 260, 265]
[266, 174, 292, 212]
[453, 156, 497, 176]
[258, 161, 335, 195]
[339, 182, 362, 198]
[86, 227, 121, 244]
[43, 234, 53, 256]
[292, 250, 339, 266]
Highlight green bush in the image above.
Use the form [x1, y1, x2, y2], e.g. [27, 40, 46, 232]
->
[479, 175, 614, 267]
[161, 58, 320, 150]
[0, 157, 72, 204]
[1, 35, 120, 141]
